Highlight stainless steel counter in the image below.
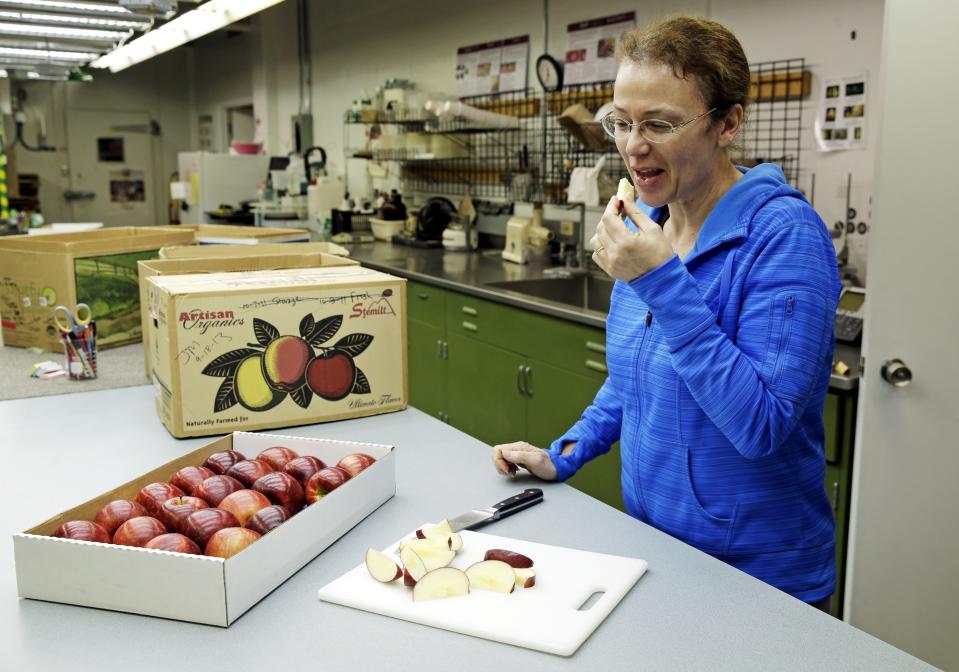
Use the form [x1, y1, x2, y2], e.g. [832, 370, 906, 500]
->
[342, 241, 860, 392]
[0, 387, 930, 671]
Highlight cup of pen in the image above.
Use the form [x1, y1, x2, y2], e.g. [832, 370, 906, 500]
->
[54, 303, 97, 380]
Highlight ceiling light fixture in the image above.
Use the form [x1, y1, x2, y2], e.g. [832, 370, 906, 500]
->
[0, 20, 128, 42]
[0, 0, 139, 16]
[0, 9, 150, 30]
[92, 0, 285, 73]
[0, 44, 93, 63]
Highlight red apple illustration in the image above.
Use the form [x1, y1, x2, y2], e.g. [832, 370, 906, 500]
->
[306, 351, 357, 401]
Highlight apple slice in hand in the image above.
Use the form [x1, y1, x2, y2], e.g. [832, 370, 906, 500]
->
[465, 560, 516, 593]
[366, 547, 402, 583]
[412, 567, 470, 602]
[514, 567, 536, 589]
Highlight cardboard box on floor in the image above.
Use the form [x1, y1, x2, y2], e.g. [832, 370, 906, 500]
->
[13, 431, 396, 626]
[158, 240, 349, 260]
[147, 265, 407, 438]
[180, 224, 311, 245]
[0, 227, 195, 351]
[137, 251, 360, 377]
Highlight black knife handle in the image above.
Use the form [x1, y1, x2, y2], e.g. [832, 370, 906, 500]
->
[491, 488, 543, 521]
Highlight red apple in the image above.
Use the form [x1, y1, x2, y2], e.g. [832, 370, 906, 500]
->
[136, 482, 186, 517]
[253, 472, 304, 515]
[194, 474, 245, 507]
[205, 527, 261, 559]
[203, 450, 247, 475]
[159, 496, 209, 533]
[182, 508, 240, 548]
[283, 455, 326, 488]
[218, 489, 271, 526]
[245, 504, 289, 535]
[113, 516, 167, 547]
[227, 459, 274, 488]
[169, 465, 215, 496]
[94, 499, 147, 536]
[256, 446, 300, 471]
[336, 452, 376, 477]
[305, 466, 350, 504]
[145, 533, 201, 555]
[53, 520, 111, 543]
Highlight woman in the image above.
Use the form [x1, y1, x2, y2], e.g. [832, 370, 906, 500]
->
[492, 16, 841, 609]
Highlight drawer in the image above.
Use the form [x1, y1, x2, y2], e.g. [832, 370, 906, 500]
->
[516, 310, 608, 381]
[407, 280, 447, 327]
[445, 292, 523, 353]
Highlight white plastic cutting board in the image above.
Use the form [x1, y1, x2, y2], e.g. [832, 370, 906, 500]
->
[317, 528, 647, 656]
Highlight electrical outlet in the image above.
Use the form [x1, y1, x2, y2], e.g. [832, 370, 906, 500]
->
[559, 220, 574, 237]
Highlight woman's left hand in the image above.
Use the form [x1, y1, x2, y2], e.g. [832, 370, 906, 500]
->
[590, 195, 674, 282]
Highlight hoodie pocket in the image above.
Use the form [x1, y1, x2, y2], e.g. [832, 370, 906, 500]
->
[682, 443, 737, 555]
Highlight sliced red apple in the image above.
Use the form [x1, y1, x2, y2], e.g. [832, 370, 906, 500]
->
[412, 567, 470, 602]
[465, 560, 516, 593]
[484, 548, 533, 568]
[400, 538, 456, 571]
[365, 547, 402, 583]
[418, 520, 462, 552]
[514, 567, 536, 589]
[399, 546, 428, 583]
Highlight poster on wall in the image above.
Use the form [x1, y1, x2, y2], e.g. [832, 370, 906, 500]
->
[564, 12, 635, 86]
[815, 74, 867, 151]
[455, 35, 529, 98]
[109, 170, 146, 208]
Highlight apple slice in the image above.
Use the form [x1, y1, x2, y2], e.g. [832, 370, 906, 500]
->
[365, 547, 402, 583]
[617, 177, 635, 203]
[412, 567, 470, 602]
[400, 546, 428, 583]
[404, 539, 456, 572]
[419, 519, 453, 539]
[484, 548, 533, 568]
[514, 567, 536, 589]
[465, 560, 515, 594]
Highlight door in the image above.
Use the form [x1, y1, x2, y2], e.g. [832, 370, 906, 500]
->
[67, 110, 160, 227]
[526, 360, 624, 511]
[845, 1, 959, 669]
[446, 333, 526, 447]
[407, 319, 447, 421]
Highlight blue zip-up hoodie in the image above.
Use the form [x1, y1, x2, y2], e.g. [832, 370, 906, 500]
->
[548, 164, 841, 602]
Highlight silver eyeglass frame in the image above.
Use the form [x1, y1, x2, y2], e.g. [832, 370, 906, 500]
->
[601, 107, 717, 143]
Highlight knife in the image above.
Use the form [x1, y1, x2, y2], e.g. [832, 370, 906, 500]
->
[447, 488, 544, 532]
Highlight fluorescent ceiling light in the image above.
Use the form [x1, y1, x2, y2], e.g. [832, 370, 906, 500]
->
[0, 0, 139, 16]
[0, 9, 149, 29]
[0, 20, 128, 42]
[0, 44, 92, 62]
[93, 0, 285, 72]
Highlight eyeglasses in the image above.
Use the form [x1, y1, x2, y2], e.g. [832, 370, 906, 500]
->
[600, 108, 716, 144]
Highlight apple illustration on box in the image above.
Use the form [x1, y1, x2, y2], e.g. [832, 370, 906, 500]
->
[201, 313, 375, 414]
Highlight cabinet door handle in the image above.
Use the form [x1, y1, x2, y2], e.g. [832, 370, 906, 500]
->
[442, 341, 448, 359]
[461, 306, 478, 316]
[416, 292, 430, 300]
[585, 340, 606, 354]
[523, 365, 532, 397]
[437, 339, 443, 358]
[517, 366, 527, 396]
[832, 482, 840, 511]
[461, 321, 478, 332]
[585, 359, 608, 373]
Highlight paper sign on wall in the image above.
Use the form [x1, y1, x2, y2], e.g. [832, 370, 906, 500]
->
[455, 35, 529, 98]
[815, 74, 868, 152]
[564, 12, 635, 86]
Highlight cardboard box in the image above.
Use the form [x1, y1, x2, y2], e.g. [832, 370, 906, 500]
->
[13, 431, 395, 626]
[183, 224, 311, 245]
[147, 266, 407, 437]
[0, 226, 195, 351]
[158, 240, 349, 260]
[138, 252, 360, 376]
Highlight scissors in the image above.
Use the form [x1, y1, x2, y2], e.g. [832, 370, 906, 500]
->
[53, 303, 93, 337]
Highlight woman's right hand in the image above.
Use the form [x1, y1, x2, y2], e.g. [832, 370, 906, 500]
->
[492, 442, 558, 481]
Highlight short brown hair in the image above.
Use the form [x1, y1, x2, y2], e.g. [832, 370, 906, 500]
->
[617, 16, 750, 121]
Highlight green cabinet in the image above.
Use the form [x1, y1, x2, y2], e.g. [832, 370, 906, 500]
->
[407, 318, 447, 421]
[823, 390, 857, 619]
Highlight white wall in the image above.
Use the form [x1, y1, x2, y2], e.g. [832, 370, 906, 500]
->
[250, 0, 881, 275]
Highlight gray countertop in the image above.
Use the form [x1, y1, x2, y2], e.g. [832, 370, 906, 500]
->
[342, 241, 860, 392]
[0, 386, 929, 671]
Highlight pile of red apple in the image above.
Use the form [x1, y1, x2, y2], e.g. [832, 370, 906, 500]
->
[365, 520, 536, 602]
[51, 446, 378, 559]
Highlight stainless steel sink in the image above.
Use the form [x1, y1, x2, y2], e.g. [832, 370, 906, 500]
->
[485, 275, 613, 314]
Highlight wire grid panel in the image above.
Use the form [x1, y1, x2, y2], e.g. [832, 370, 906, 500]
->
[741, 58, 808, 187]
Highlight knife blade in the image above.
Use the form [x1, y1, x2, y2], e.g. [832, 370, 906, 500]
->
[447, 488, 544, 532]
